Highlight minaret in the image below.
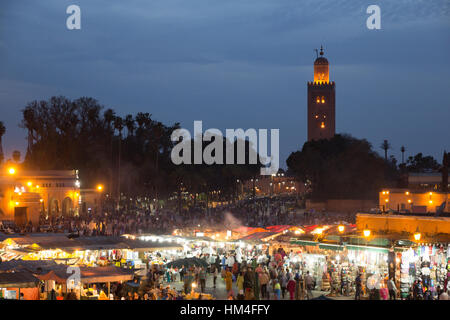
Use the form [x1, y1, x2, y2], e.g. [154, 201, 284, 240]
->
[307, 46, 336, 141]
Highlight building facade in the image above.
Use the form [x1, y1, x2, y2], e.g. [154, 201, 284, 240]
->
[307, 46, 336, 141]
[379, 189, 449, 214]
[243, 172, 303, 196]
[0, 168, 82, 226]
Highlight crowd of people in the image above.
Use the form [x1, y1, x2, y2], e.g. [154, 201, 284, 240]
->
[2, 196, 355, 237]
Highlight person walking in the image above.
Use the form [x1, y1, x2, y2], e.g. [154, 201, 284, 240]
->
[387, 277, 397, 300]
[273, 279, 281, 300]
[280, 271, 288, 299]
[294, 271, 301, 300]
[287, 277, 296, 300]
[259, 268, 269, 299]
[179, 265, 186, 282]
[225, 267, 233, 297]
[237, 271, 244, 296]
[244, 267, 254, 300]
[199, 267, 207, 293]
[305, 271, 314, 300]
[253, 268, 260, 300]
[183, 270, 194, 294]
[414, 280, 424, 300]
[211, 264, 218, 289]
[355, 273, 362, 300]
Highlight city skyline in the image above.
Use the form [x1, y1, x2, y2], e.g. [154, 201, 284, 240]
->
[0, 0, 449, 167]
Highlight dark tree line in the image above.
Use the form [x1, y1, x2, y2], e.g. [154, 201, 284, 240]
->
[287, 134, 447, 201]
[19, 96, 261, 203]
[287, 134, 400, 201]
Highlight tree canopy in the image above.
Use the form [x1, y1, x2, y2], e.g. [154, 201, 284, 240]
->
[286, 134, 399, 200]
[404, 152, 440, 173]
[19, 96, 261, 202]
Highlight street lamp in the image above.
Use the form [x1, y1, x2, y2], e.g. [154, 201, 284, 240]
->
[363, 225, 371, 238]
[97, 185, 103, 192]
[414, 232, 421, 242]
[414, 228, 421, 242]
[8, 167, 16, 175]
[338, 225, 345, 233]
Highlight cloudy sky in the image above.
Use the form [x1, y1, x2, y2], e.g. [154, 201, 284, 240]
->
[0, 0, 449, 167]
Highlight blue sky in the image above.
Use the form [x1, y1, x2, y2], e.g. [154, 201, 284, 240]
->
[0, 0, 449, 167]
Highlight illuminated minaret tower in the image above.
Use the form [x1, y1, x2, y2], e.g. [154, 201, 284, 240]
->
[307, 45, 336, 141]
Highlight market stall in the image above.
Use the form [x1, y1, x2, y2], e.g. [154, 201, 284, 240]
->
[399, 243, 449, 299]
[36, 265, 135, 300]
[0, 271, 40, 300]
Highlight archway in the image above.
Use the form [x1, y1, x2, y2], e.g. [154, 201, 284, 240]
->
[62, 197, 73, 216]
[50, 199, 60, 217]
[14, 207, 28, 227]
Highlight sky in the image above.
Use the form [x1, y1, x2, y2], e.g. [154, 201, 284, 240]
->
[0, 0, 449, 168]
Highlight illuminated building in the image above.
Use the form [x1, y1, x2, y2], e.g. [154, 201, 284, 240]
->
[0, 169, 82, 226]
[379, 189, 449, 214]
[307, 45, 336, 141]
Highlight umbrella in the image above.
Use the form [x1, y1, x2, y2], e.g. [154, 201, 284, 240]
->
[166, 257, 208, 269]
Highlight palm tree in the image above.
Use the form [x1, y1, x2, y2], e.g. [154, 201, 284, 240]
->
[401, 146, 406, 164]
[124, 114, 135, 137]
[103, 108, 116, 202]
[114, 116, 124, 211]
[380, 140, 391, 161]
[21, 106, 37, 158]
[103, 109, 116, 131]
[0, 121, 5, 164]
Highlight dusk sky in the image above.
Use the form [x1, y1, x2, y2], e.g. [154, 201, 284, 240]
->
[0, 0, 449, 168]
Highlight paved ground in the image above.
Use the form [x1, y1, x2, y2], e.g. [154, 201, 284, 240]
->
[162, 274, 355, 300]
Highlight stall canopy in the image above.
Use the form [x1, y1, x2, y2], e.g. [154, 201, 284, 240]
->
[0, 272, 40, 288]
[233, 227, 268, 236]
[238, 232, 277, 242]
[266, 225, 304, 234]
[36, 266, 134, 284]
[1, 234, 182, 253]
[0, 260, 58, 273]
[166, 257, 208, 269]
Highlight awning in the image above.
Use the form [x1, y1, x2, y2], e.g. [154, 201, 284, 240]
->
[290, 240, 319, 246]
[318, 243, 344, 251]
[0, 272, 40, 288]
[36, 266, 135, 284]
[345, 245, 389, 254]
